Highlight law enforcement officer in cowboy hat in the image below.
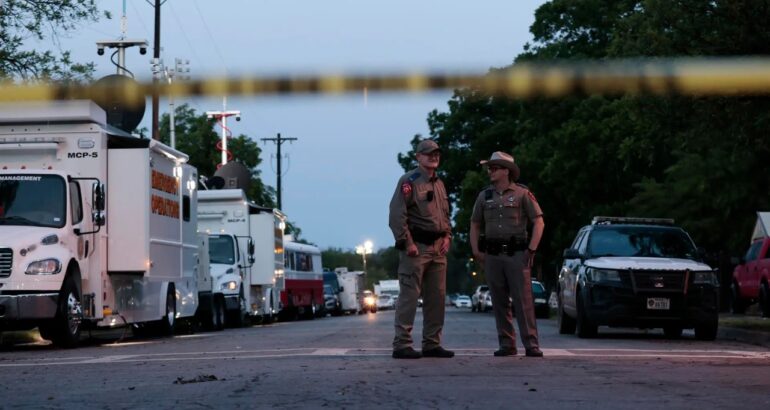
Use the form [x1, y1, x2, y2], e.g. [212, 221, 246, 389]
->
[388, 139, 454, 359]
[470, 151, 545, 357]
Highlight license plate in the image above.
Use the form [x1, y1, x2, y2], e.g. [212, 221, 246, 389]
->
[535, 298, 546, 304]
[646, 297, 670, 310]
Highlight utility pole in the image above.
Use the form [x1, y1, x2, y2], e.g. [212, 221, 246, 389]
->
[151, 0, 162, 140]
[163, 58, 190, 149]
[206, 97, 241, 166]
[261, 133, 297, 210]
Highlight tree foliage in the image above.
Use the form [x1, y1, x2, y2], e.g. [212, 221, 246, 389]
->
[403, 0, 770, 292]
[158, 104, 276, 208]
[0, 0, 107, 82]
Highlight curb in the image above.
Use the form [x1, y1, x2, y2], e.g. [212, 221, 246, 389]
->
[718, 326, 770, 348]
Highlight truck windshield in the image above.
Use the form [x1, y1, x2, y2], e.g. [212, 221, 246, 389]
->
[209, 235, 236, 265]
[0, 175, 66, 228]
[588, 226, 697, 259]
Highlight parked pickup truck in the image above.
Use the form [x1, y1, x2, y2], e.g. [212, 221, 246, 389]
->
[729, 212, 770, 317]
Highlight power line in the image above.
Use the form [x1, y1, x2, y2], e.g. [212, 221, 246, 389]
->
[261, 133, 298, 211]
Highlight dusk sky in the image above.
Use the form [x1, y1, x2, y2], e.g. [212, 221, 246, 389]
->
[57, 0, 547, 251]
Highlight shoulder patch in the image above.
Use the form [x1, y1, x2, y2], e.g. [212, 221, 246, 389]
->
[527, 191, 538, 203]
[402, 182, 413, 197]
[408, 172, 421, 182]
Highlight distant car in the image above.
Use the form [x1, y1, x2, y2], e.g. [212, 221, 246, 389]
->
[531, 280, 550, 318]
[481, 292, 493, 312]
[417, 297, 423, 307]
[360, 290, 377, 314]
[729, 213, 770, 316]
[323, 284, 342, 316]
[376, 294, 395, 310]
[471, 285, 489, 312]
[446, 293, 459, 306]
[454, 295, 471, 308]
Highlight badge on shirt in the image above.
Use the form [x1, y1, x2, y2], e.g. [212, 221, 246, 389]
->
[505, 195, 517, 207]
[401, 182, 412, 197]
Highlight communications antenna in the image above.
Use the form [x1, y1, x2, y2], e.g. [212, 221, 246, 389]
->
[206, 97, 241, 168]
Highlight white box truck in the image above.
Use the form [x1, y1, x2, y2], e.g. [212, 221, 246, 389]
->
[335, 267, 370, 314]
[0, 101, 200, 347]
[198, 189, 285, 325]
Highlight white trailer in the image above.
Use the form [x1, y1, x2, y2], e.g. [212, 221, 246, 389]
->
[198, 189, 285, 325]
[335, 267, 365, 314]
[375, 280, 400, 297]
[0, 101, 200, 347]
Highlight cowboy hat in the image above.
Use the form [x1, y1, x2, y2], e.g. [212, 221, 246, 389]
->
[480, 151, 520, 181]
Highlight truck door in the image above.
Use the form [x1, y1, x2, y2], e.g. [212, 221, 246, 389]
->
[743, 240, 763, 297]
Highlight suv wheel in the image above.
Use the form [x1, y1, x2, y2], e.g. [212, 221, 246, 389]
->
[729, 282, 747, 314]
[694, 317, 718, 341]
[760, 283, 770, 318]
[557, 295, 576, 335]
[575, 290, 597, 338]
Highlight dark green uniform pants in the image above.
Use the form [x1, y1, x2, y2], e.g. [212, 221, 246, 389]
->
[485, 251, 539, 350]
[393, 240, 447, 351]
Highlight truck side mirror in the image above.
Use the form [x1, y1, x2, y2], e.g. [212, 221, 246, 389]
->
[248, 240, 255, 256]
[92, 182, 105, 211]
[338, 286, 344, 292]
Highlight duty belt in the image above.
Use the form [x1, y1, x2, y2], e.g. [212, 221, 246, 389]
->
[410, 228, 446, 245]
[485, 238, 527, 256]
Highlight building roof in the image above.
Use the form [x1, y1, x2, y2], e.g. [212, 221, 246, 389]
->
[751, 212, 770, 241]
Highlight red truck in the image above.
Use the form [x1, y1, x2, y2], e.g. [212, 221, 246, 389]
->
[730, 212, 770, 317]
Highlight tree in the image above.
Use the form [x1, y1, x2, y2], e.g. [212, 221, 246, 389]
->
[158, 104, 276, 208]
[0, 0, 107, 82]
[403, 0, 770, 290]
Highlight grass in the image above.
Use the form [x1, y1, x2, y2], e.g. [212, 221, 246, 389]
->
[720, 315, 770, 332]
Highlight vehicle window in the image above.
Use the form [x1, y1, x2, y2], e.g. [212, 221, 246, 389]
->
[745, 241, 763, 262]
[577, 230, 590, 254]
[208, 235, 236, 264]
[531, 282, 545, 293]
[571, 229, 586, 249]
[182, 195, 190, 222]
[0, 175, 66, 228]
[587, 226, 697, 259]
[69, 181, 83, 224]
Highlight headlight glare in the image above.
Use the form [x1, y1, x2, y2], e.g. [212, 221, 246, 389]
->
[588, 268, 621, 282]
[692, 271, 719, 286]
[25, 259, 62, 275]
[220, 281, 238, 291]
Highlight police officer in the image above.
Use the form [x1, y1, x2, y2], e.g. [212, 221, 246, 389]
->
[388, 139, 454, 359]
[470, 151, 545, 357]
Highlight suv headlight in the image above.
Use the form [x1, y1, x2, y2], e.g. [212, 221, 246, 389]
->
[587, 268, 621, 283]
[25, 259, 62, 275]
[692, 271, 719, 286]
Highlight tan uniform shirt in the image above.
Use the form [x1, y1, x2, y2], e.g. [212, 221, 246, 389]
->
[389, 168, 451, 248]
[471, 182, 543, 241]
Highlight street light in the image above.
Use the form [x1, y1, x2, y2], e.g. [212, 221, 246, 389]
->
[355, 240, 374, 273]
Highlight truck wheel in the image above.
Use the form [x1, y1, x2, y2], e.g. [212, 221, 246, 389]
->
[49, 275, 83, 348]
[576, 292, 597, 338]
[729, 282, 747, 314]
[557, 296, 576, 335]
[759, 282, 770, 318]
[158, 284, 176, 336]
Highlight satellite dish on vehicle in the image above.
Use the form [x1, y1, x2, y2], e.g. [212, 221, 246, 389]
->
[200, 176, 225, 190]
[92, 74, 146, 132]
[214, 161, 252, 192]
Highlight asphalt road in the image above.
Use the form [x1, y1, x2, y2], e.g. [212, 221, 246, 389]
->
[1, 308, 769, 409]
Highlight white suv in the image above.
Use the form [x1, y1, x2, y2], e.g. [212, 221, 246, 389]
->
[557, 217, 719, 339]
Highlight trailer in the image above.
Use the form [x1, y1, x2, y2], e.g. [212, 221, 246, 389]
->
[335, 267, 366, 314]
[0, 101, 200, 347]
[198, 189, 285, 325]
[282, 240, 324, 320]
